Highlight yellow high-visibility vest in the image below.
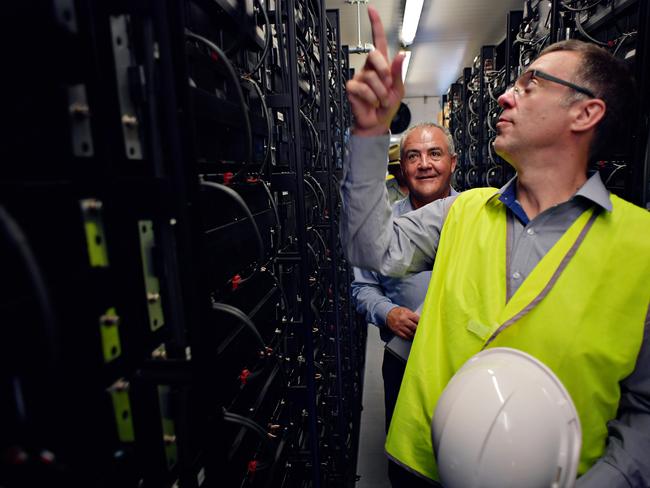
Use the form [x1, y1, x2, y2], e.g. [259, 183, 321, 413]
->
[386, 188, 650, 481]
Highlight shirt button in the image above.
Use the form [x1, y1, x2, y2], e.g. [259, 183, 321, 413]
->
[526, 228, 535, 235]
[512, 271, 521, 279]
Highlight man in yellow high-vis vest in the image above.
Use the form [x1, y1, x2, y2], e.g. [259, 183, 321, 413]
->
[341, 6, 650, 488]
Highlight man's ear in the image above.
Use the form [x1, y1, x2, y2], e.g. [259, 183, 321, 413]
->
[450, 155, 458, 173]
[571, 98, 606, 133]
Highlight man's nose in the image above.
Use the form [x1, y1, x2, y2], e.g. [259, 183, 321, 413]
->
[418, 155, 433, 168]
[498, 88, 515, 109]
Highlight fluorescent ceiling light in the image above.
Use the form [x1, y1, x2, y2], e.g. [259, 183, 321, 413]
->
[400, 0, 424, 46]
[401, 51, 412, 82]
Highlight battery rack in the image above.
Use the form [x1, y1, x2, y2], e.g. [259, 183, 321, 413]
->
[0, 1, 362, 487]
[445, 0, 650, 206]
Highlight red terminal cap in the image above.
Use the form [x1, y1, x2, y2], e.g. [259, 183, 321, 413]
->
[239, 368, 251, 385]
[231, 274, 242, 290]
[223, 172, 234, 185]
[247, 459, 258, 474]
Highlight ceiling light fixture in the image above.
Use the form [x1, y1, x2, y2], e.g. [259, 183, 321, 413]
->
[401, 51, 412, 82]
[400, 0, 424, 46]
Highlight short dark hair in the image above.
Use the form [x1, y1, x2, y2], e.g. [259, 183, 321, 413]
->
[539, 39, 637, 161]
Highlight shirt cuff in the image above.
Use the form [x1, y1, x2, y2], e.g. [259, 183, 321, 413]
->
[348, 134, 391, 184]
[374, 302, 399, 328]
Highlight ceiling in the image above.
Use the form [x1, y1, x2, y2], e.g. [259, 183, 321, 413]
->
[324, 0, 525, 97]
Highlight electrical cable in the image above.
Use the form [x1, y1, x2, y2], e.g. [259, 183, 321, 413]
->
[613, 31, 637, 57]
[274, 0, 289, 88]
[213, 302, 266, 354]
[305, 174, 326, 211]
[241, 76, 273, 177]
[200, 180, 265, 282]
[561, 0, 604, 12]
[186, 30, 254, 172]
[308, 227, 328, 257]
[223, 409, 274, 469]
[604, 163, 627, 186]
[242, 0, 272, 78]
[306, 242, 321, 271]
[260, 266, 290, 313]
[574, 14, 609, 46]
[300, 110, 321, 165]
[302, 178, 320, 213]
[0, 205, 58, 369]
[259, 179, 281, 251]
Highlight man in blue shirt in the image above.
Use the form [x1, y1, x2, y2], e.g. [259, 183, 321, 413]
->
[351, 122, 457, 486]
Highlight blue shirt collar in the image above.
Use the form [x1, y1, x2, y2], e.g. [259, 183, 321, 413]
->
[489, 172, 612, 225]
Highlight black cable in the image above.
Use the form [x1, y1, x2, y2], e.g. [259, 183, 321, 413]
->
[613, 31, 637, 57]
[274, 0, 289, 88]
[186, 30, 254, 171]
[200, 180, 265, 280]
[243, 0, 272, 78]
[260, 178, 282, 237]
[223, 409, 274, 469]
[0, 205, 58, 369]
[574, 14, 609, 46]
[306, 242, 321, 271]
[213, 302, 266, 353]
[261, 266, 290, 312]
[296, 37, 316, 111]
[300, 110, 319, 167]
[302, 178, 320, 212]
[561, 0, 604, 12]
[305, 174, 326, 211]
[308, 227, 328, 257]
[242, 76, 273, 176]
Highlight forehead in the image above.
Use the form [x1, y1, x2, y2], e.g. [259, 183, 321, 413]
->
[529, 50, 583, 78]
[403, 126, 448, 150]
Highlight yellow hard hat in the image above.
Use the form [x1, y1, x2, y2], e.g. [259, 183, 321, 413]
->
[388, 143, 400, 166]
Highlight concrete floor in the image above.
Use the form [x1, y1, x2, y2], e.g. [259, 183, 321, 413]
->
[356, 325, 391, 488]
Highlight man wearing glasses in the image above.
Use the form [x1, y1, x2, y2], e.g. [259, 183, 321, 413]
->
[341, 6, 649, 488]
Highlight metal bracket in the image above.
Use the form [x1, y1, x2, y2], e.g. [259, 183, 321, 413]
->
[100, 307, 122, 363]
[108, 379, 135, 443]
[68, 85, 94, 157]
[53, 0, 78, 33]
[157, 385, 177, 469]
[80, 199, 109, 267]
[138, 220, 164, 331]
[110, 15, 144, 160]
[345, 0, 374, 54]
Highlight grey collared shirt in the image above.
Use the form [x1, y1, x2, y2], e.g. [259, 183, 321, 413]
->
[340, 134, 650, 487]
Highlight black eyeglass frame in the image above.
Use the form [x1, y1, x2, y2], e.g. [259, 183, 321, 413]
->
[513, 69, 596, 98]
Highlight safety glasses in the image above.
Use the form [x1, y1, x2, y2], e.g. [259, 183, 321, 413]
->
[511, 69, 596, 98]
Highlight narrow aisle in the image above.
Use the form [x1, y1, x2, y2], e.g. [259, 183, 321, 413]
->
[356, 326, 391, 488]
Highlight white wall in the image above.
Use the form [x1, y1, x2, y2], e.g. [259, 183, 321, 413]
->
[389, 96, 442, 144]
[403, 96, 441, 127]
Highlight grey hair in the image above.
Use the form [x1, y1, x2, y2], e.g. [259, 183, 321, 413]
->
[399, 122, 456, 160]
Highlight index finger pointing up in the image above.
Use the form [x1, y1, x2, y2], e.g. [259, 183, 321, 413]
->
[368, 6, 388, 59]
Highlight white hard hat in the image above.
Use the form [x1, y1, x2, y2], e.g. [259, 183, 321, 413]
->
[431, 347, 581, 488]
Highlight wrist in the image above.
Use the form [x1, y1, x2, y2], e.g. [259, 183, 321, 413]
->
[352, 125, 390, 137]
[381, 304, 399, 326]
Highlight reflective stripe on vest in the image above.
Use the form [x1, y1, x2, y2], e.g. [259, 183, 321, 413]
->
[385, 188, 650, 481]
